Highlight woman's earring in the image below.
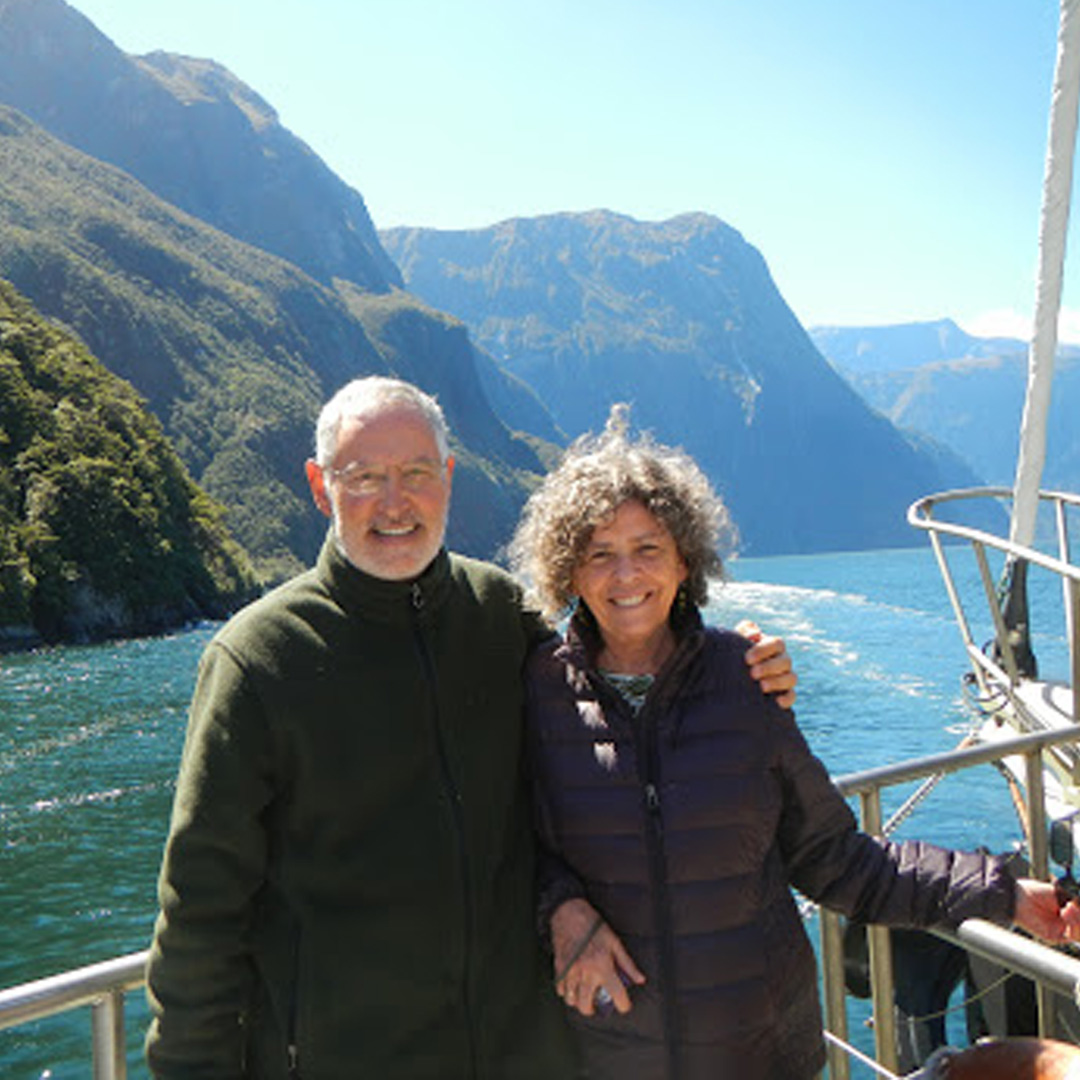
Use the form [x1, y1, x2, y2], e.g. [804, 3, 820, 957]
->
[574, 596, 596, 625]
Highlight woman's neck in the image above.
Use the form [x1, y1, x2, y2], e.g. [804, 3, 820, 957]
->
[597, 626, 677, 676]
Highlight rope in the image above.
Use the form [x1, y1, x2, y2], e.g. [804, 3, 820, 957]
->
[892, 969, 1015, 1029]
[826, 970, 1018, 1078]
[879, 730, 978, 839]
[823, 1030, 901, 1079]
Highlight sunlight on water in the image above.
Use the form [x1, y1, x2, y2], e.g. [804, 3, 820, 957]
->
[0, 627, 213, 1077]
[712, 548, 1040, 855]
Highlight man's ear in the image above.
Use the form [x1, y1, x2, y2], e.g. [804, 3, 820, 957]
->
[446, 455, 456, 486]
[305, 459, 332, 517]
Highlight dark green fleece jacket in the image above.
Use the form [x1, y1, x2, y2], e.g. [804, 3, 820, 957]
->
[145, 538, 577, 1079]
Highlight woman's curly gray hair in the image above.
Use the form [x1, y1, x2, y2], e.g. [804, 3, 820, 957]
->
[509, 405, 736, 621]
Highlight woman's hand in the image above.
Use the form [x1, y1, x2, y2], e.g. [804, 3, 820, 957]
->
[1013, 877, 1080, 942]
[737, 619, 797, 709]
[551, 898, 645, 1016]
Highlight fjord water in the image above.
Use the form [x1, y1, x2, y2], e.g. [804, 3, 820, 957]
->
[0, 545, 1067, 1077]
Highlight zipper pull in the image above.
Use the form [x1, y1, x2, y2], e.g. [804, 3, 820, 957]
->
[288, 1043, 301, 1078]
[411, 582, 423, 611]
[644, 782, 661, 814]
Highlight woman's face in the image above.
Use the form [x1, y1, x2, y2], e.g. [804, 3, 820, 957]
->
[572, 500, 688, 649]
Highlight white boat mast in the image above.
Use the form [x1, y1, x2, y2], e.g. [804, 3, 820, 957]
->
[1011, 0, 1080, 550]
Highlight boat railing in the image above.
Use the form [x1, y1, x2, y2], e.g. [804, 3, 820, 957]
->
[822, 722, 1080, 1079]
[0, 950, 147, 1080]
[4, 728, 1080, 1078]
[908, 487, 1080, 732]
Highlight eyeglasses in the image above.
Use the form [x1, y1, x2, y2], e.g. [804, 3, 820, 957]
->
[323, 459, 447, 498]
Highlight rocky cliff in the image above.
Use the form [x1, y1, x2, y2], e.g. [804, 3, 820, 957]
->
[0, 0, 399, 292]
[382, 212, 981, 554]
[0, 104, 550, 577]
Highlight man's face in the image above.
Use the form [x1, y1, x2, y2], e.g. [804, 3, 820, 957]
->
[306, 404, 454, 581]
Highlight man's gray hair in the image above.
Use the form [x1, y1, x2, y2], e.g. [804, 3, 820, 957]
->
[315, 377, 451, 464]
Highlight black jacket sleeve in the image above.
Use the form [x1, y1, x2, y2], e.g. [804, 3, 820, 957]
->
[772, 704, 1016, 930]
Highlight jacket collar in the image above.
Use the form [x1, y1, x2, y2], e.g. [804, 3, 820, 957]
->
[316, 533, 454, 626]
[558, 603, 707, 706]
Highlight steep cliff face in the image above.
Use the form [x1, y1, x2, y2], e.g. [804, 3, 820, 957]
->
[383, 211, 978, 555]
[0, 0, 400, 292]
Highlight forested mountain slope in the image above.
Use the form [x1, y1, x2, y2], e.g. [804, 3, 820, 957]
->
[0, 277, 256, 645]
[0, 106, 550, 578]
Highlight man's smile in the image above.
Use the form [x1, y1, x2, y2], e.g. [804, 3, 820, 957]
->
[374, 523, 419, 537]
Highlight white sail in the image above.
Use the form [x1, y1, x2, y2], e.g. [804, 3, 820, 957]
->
[1011, 0, 1080, 549]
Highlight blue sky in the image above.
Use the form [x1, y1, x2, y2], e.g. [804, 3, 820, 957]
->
[69, 0, 1080, 340]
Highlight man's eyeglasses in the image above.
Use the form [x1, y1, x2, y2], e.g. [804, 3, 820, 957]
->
[323, 459, 447, 498]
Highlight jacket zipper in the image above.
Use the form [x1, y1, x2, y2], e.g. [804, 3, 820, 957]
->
[287, 924, 302, 1077]
[410, 583, 479, 1078]
[637, 702, 682, 1080]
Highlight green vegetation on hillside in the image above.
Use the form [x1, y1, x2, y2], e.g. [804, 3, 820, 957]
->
[0, 104, 554, 581]
[0, 278, 257, 644]
[0, 105, 388, 580]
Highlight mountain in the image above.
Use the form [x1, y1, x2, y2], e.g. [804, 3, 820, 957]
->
[0, 0, 562, 582]
[809, 318, 1023, 373]
[0, 277, 256, 646]
[381, 211, 982, 555]
[0, 102, 379, 579]
[811, 320, 1080, 491]
[0, 104, 552, 578]
[0, 0, 993, 570]
[0, 0, 400, 293]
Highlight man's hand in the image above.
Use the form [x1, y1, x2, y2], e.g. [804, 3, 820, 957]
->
[737, 619, 797, 709]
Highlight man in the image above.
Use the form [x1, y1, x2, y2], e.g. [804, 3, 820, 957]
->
[145, 376, 796, 1079]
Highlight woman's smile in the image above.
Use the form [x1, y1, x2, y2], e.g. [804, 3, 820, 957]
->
[572, 500, 688, 672]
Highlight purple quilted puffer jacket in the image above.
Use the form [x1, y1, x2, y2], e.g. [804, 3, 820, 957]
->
[525, 612, 1016, 1080]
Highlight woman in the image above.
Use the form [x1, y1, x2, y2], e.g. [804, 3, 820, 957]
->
[509, 407, 1079, 1080]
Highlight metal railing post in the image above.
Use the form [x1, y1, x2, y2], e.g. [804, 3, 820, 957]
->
[1026, 747, 1051, 880]
[819, 909, 850, 1080]
[92, 989, 126, 1080]
[1055, 497, 1077, 685]
[859, 788, 899, 1075]
[1024, 747, 1058, 1038]
[1069, 578, 1080, 718]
